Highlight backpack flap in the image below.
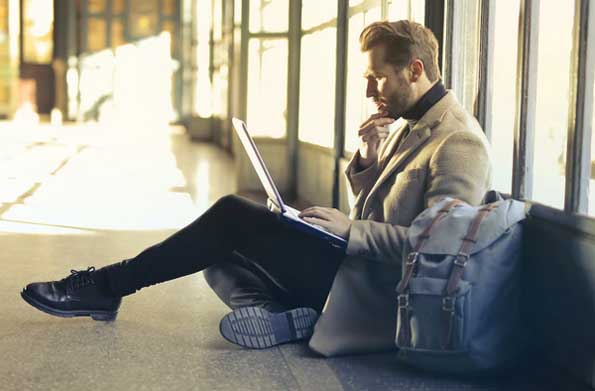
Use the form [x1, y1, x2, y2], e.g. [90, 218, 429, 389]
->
[407, 197, 527, 256]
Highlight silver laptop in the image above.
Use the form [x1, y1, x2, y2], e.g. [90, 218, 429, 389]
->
[232, 117, 347, 249]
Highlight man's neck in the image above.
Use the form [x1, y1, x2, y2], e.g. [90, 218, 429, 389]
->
[401, 80, 447, 121]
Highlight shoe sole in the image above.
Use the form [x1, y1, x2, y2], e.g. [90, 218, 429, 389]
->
[20, 290, 118, 321]
[219, 307, 318, 349]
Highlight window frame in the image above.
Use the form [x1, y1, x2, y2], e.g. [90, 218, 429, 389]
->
[450, 0, 595, 234]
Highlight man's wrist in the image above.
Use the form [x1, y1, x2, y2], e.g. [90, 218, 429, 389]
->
[357, 152, 376, 170]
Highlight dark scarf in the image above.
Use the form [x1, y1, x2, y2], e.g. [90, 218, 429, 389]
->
[401, 80, 447, 121]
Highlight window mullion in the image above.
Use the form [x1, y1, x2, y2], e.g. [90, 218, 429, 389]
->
[287, 0, 301, 199]
[476, 0, 495, 137]
[512, 0, 539, 200]
[239, 0, 249, 121]
[442, 0, 454, 89]
[332, 0, 348, 208]
[564, 0, 595, 214]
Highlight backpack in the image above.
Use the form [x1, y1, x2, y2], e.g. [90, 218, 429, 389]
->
[395, 191, 528, 373]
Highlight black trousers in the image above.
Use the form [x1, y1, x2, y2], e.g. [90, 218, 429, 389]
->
[101, 195, 346, 312]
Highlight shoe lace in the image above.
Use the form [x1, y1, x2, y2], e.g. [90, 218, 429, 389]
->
[64, 266, 96, 291]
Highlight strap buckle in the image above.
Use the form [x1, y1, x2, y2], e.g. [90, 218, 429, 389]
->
[406, 252, 419, 266]
[442, 296, 455, 312]
[454, 253, 469, 267]
[398, 294, 409, 309]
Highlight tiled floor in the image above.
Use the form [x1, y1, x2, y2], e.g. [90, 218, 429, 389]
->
[0, 121, 587, 390]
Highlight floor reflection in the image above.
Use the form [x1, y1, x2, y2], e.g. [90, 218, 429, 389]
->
[0, 121, 235, 234]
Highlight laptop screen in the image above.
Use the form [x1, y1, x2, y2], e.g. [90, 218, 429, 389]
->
[232, 118, 286, 213]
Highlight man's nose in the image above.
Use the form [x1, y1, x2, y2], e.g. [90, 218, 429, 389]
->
[366, 78, 378, 98]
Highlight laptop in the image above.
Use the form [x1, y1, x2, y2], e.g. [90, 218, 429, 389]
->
[232, 117, 347, 249]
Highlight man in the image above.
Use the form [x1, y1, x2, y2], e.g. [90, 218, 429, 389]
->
[21, 20, 491, 354]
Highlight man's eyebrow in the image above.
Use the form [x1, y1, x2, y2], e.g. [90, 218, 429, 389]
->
[362, 70, 378, 78]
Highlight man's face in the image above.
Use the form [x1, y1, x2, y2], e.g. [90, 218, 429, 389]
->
[364, 45, 416, 119]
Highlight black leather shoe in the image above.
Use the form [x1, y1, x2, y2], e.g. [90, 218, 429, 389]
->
[21, 267, 121, 321]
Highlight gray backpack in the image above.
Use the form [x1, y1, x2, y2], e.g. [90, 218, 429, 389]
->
[395, 191, 527, 373]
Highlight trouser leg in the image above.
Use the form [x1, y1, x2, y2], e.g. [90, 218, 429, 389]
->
[203, 252, 292, 313]
[100, 194, 345, 309]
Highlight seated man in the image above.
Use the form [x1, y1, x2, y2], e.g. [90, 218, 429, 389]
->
[21, 20, 491, 353]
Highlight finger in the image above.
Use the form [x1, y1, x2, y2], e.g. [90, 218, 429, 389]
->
[359, 115, 393, 134]
[303, 216, 332, 229]
[359, 111, 387, 128]
[300, 207, 315, 215]
[299, 208, 329, 219]
[359, 125, 391, 138]
[358, 118, 395, 136]
[377, 130, 390, 138]
[299, 207, 333, 220]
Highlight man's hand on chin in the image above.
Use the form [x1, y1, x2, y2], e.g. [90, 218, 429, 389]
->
[299, 207, 352, 239]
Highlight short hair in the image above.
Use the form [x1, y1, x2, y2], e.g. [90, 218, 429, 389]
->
[359, 20, 441, 82]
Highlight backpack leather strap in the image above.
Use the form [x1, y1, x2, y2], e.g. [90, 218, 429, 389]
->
[395, 199, 460, 348]
[441, 202, 499, 349]
[396, 199, 461, 294]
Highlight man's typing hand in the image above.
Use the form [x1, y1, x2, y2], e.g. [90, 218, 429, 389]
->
[299, 207, 352, 239]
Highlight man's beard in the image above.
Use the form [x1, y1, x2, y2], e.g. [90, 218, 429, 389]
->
[385, 85, 415, 119]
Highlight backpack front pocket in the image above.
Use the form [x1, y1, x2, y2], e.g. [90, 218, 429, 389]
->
[396, 277, 472, 353]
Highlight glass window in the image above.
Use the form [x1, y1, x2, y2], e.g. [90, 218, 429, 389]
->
[88, 0, 106, 14]
[344, 6, 382, 153]
[22, 0, 53, 63]
[302, 0, 337, 30]
[162, 0, 176, 16]
[455, 0, 481, 115]
[213, 0, 223, 41]
[194, 0, 212, 117]
[387, 0, 425, 24]
[489, 0, 521, 194]
[531, 2, 574, 209]
[129, 0, 158, 38]
[410, 0, 425, 23]
[298, 27, 336, 147]
[87, 18, 106, 52]
[212, 65, 229, 118]
[111, 19, 125, 49]
[247, 38, 288, 138]
[249, 0, 288, 33]
[388, 0, 408, 20]
[161, 19, 176, 55]
[112, 0, 125, 15]
[234, 0, 242, 25]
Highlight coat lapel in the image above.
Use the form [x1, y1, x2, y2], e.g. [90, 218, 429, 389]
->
[378, 122, 409, 170]
[361, 125, 432, 217]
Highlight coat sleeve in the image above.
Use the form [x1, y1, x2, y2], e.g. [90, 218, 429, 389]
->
[345, 130, 491, 264]
[344, 150, 380, 197]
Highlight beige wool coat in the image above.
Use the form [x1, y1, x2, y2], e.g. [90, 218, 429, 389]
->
[308, 91, 493, 357]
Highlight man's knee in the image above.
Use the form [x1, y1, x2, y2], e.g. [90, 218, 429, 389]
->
[213, 194, 242, 210]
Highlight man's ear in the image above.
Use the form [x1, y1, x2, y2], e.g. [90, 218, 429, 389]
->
[409, 59, 424, 82]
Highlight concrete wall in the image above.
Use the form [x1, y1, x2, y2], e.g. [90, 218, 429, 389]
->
[296, 143, 334, 207]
